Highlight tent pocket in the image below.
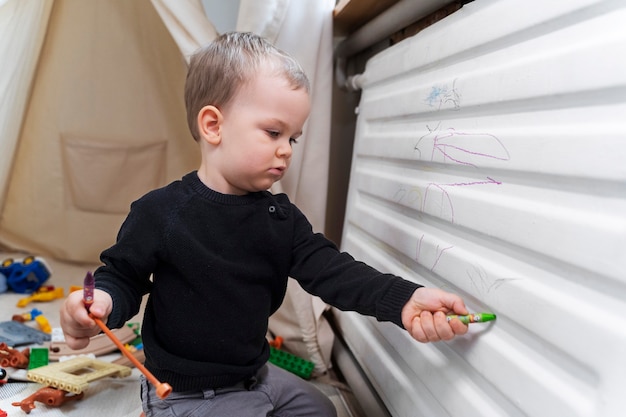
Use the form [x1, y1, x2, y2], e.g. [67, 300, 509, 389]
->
[62, 135, 167, 214]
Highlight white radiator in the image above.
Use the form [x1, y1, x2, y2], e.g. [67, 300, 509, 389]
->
[336, 0, 626, 416]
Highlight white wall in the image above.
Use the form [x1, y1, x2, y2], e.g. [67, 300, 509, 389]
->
[336, 0, 626, 416]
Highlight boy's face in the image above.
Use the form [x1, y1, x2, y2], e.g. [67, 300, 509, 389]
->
[213, 71, 311, 195]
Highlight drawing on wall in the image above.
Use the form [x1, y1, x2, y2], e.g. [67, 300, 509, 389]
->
[389, 81, 514, 273]
[424, 79, 461, 110]
[421, 177, 502, 223]
[396, 80, 512, 273]
[466, 264, 521, 296]
[415, 234, 453, 272]
[414, 122, 510, 166]
[412, 120, 509, 224]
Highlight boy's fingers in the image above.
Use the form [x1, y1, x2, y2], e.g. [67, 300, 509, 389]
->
[63, 333, 90, 350]
[409, 317, 428, 343]
[420, 311, 440, 342]
[433, 311, 454, 340]
[448, 318, 469, 335]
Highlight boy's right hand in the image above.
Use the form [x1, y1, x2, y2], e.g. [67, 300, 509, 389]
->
[60, 289, 113, 350]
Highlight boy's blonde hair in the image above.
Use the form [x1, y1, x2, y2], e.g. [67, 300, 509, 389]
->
[185, 32, 310, 142]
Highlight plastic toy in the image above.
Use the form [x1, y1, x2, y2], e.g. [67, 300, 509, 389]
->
[0, 256, 51, 294]
[0, 342, 30, 369]
[0, 320, 51, 345]
[28, 348, 49, 369]
[268, 346, 314, 379]
[269, 335, 284, 349]
[34, 315, 52, 333]
[12, 386, 84, 414]
[26, 356, 131, 394]
[112, 346, 146, 368]
[0, 272, 7, 293]
[16, 286, 64, 307]
[0, 409, 6, 417]
[89, 314, 172, 399]
[11, 308, 43, 323]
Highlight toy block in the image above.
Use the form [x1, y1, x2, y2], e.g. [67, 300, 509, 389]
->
[28, 348, 49, 369]
[269, 346, 314, 379]
[26, 356, 131, 394]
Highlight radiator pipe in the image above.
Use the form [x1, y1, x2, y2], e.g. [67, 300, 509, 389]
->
[334, 0, 450, 91]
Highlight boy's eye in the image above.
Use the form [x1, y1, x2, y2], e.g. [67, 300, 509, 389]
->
[267, 130, 280, 138]
[289, 138, 298, 145]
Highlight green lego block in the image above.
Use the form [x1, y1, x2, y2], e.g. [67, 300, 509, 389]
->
[268, 346, 314, 379]
[28, 347, 49, 369]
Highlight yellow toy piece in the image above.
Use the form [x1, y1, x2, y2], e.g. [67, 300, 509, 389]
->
[34, 315, 51, 333]
[26, 357, 131, 394]
[16, 287, 64, 308]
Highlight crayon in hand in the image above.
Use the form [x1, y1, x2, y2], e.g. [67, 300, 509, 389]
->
[447, 313, 496, 324]
[83, 271, 95, 312]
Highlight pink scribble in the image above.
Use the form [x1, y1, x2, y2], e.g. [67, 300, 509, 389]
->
[420, 178, 501, 223]
[415, 122, 510, 167]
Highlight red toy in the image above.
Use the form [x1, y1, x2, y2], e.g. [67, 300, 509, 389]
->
[0, 343, 30, 369]
[12, 386, 84, 414]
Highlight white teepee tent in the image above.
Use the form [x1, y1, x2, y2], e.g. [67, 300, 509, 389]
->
[0, 0, 335, 372]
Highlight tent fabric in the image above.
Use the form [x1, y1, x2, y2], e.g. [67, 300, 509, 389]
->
[236, 0, 290, 45]
[0, 0, 335, 372]
[0, 0, 198, 261]
[150, 0, 218, 61]
[0, 0, 53, 209]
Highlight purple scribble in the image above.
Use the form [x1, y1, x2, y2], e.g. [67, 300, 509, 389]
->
[415, 123, 510, 167]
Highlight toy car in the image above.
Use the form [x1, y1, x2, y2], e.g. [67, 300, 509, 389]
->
[0, 256, 51, 294]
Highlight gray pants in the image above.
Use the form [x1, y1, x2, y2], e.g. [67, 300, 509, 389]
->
[141, 363, 337, 417]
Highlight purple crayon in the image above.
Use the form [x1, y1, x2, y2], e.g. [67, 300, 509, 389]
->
[83, 271, 95, 311]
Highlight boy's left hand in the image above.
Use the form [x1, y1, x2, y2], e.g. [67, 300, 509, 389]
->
[401, 287, 469, 343]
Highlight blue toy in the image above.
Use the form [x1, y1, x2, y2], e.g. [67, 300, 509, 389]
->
[0, 256, 51, 294]
[0, 272, 6, 293]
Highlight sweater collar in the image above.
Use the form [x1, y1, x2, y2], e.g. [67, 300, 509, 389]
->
[184, 171, 266, 205]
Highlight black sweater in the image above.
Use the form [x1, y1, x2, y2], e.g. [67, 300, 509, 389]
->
[95, 171, 421, 391]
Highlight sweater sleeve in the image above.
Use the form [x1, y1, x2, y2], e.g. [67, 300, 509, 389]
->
[94, 197, 161, 328]
[288, 205, 422, 328]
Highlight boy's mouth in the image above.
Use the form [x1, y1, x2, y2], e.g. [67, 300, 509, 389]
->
[268, 166, 286, 177]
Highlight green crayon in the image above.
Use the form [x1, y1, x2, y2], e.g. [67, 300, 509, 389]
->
[447, 313, 496, 324]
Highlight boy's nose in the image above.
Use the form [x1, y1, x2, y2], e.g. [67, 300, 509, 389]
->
[277, 142, 292, 158]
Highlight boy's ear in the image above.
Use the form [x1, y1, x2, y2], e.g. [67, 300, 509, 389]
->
[197, 105, 223, 145]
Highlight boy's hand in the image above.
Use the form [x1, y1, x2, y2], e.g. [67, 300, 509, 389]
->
[401, 287, 469, 343]
[60, 289, 113, 350]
